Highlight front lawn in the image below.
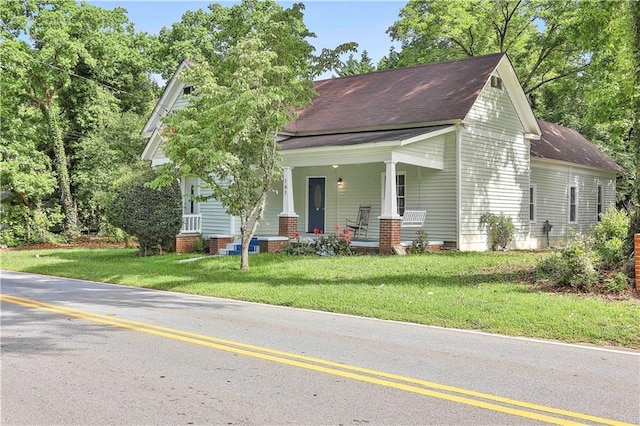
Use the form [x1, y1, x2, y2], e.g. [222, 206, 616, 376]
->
[2, 248, 638, 348]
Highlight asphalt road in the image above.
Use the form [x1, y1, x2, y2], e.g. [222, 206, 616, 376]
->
[1, 270, 638, 425]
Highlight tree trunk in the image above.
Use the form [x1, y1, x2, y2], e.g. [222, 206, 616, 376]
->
[42, 105, 78, 238]
[240, 237, 250, 271]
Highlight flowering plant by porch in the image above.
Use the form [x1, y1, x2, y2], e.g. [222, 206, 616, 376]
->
[284, 225, 353, 256]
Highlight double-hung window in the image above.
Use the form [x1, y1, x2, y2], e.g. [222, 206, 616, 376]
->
[596, 185, 603, 222]
[529, 185, 536, 222]
[396, 174, 406, 217]
[569, 185, 578, 223]
[381, 172, 407, 216]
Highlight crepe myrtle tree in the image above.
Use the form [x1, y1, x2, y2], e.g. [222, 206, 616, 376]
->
[151, 1, 315, 271]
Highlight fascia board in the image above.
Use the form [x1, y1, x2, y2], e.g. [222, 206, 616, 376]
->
[141, 128, 161, 161]
[141, 60, 191, 135]
[496, 56, 541, 136]
[399, 125, 456, 146]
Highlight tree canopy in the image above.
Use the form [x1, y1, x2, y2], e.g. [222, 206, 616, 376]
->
[1, 0, 156, 241]
[153, 0, 316, 270]
[387, 0, 639, 208]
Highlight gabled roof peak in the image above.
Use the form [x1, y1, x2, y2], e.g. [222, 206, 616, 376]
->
[288, 52, 510, 135]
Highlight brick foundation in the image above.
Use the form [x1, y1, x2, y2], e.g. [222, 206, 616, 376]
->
[635, 234, 639, 292]
[209, 236, 233, 255]
[175, 235, 199, 253]
[279, 216, 298, 238]
[379, 218, 401, 255]
[259, 237, 289, 254]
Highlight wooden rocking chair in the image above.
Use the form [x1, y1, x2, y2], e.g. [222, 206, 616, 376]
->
[345, 205, 371, 239]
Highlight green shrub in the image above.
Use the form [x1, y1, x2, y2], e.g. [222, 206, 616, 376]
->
[536, 237, 598, 291]
[191, 234, 209, 254]
[0, 204, 64, 246]
[283, 226, 353, 256]
[105, 166, 182, 256]
[479, 212, 516, 251]
[98, 222, 129, 243]
[590, 208, 630, 269]
[411, 230, 429, 254]
[604, 272, 630, 294]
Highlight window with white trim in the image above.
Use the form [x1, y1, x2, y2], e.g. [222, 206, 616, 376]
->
[529, 185, 536, 222]
[569, 185, 578, 223]
[184, 177, 200, 214]
[380, 172, 407, 216]
[396, 174, 406, 216]
[596, 184, 603, 222]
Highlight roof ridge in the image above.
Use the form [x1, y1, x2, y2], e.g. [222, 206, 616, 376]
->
[314, 52, 506, 83]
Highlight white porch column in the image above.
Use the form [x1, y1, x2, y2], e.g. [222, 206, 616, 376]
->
[279, 166, 297, 217]
[380, 160, 401, 219]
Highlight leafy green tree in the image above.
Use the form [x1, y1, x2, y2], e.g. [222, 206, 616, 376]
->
[377, 46, 401, 71]
[0, 45, 59, 245]
[388, 0, 638, 210]
[106, 166, 182, 256]
[336, 50, 376, 77]
[153, 0, 356, 80]
[152, 0, 315, 270]
[388, 0, 616, 97]
[73, 111, 148, 231]
[1, 0, 155, 238]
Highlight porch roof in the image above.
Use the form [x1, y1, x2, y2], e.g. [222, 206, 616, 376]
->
[278, 125, 451, 150]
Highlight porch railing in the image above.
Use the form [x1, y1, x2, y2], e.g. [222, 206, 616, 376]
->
[181, 214, 201, 234]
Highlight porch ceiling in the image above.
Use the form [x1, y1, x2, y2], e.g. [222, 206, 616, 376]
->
[279, 125, 454, 169]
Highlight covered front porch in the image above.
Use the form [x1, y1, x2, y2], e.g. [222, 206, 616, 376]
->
[273, 125, 457, 254]
[175, 125, 458, 254]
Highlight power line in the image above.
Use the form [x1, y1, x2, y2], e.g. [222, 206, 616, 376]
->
[7, 47, 157, 104]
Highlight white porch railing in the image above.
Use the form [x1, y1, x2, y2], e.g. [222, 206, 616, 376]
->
[181, 214, 201, 234]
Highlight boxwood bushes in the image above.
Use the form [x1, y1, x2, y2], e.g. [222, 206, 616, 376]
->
[106, 166, 182, 256]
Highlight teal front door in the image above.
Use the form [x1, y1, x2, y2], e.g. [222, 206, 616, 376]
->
[307, 177, 325, 233]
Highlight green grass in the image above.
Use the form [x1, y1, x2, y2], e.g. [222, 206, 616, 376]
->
[2, 248, 639, 348]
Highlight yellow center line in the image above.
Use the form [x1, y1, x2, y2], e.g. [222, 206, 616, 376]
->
[1, 293, 632, 426]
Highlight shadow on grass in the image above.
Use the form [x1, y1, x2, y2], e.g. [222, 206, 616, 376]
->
[8, 249, 535, 296]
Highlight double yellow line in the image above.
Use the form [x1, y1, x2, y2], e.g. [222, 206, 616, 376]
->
[0, 293, 632, 426]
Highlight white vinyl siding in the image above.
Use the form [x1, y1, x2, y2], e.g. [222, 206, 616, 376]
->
[147, 85, 191, 164]
[402, 132, 457, 242]
[459, 73, 529, 251]
[199, 190, 233, 237]
[530, 161, 616, 247]
[151, 144, 165, 161]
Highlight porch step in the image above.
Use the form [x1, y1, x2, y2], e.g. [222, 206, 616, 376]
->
[218, 238, 260, 256]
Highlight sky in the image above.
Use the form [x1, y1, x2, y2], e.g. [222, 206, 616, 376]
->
[88, 1, 404, 77]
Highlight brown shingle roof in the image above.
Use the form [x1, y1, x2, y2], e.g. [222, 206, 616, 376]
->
[532, 120, 621, 172]
[287, 53, 505, 134]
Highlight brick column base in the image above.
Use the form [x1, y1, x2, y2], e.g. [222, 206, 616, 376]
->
[259, 237, 289, 254]
[379, 218, 401, 255]
[279, 216, 298, 238]
[209, 236, 233, 255]
[634, 234, 639, 292]
[176, 235, 199, 253]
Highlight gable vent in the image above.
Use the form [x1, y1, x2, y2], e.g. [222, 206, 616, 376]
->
[490, 76, 503, 90]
